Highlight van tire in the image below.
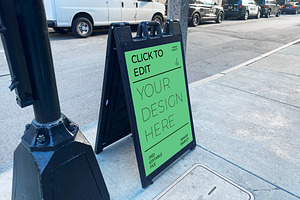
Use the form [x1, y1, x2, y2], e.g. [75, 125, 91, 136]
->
[152, 14, 163, 26]
[72, 17, 93, 38]
[276, 10, 281, 17]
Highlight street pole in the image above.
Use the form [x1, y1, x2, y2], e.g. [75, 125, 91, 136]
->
[168, 0, 189, 56]
[0, 0, 110, 199]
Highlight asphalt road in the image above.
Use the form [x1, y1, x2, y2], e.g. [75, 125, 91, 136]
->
[1, 14, 300, 171]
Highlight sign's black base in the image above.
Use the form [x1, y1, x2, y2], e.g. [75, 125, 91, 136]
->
[12, 115, 110, 200]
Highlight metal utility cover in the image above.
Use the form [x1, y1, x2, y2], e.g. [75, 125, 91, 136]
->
[155, 164, 254, 200]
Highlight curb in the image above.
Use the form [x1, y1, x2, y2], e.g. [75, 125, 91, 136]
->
[189, 38, 300, 88]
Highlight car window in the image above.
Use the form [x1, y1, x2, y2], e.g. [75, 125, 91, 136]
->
[190, 0, 205, 4]
[203, 0, 215, 5]
[255, 0, 264, 5]
[223, 0, 240, 4]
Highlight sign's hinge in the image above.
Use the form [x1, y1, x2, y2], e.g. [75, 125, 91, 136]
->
[0, 24, 7, 33]
[9, 76, 20, 91]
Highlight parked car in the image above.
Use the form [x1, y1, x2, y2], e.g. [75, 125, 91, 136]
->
[188, 0, 225, 26]
[43, 0, 166, 38]
[223, 0, 261, 20]
[256, 0, 281, 17]
[281, 2, 300, 14]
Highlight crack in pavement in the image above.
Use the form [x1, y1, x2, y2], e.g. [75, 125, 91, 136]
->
[253, 188, 280, 192]
[197, 144, 300, 199]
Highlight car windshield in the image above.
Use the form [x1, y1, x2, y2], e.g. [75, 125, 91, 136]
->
[285, 0, 298, 3]
[223, 0, 240, 4]
[190, 0, 214, 4]
[255, 0, 264, 4]
[189, 0, 202, 3]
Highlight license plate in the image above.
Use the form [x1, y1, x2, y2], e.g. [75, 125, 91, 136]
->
[228, 6, 233, 9]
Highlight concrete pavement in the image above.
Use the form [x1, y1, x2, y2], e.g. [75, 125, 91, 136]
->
[1, 40, 300, 200]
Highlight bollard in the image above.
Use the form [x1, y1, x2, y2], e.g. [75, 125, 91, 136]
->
[0, 0, 110, 199]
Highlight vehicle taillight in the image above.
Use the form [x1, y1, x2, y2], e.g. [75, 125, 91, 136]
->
[292, 5, 296, 8]
[239, 4, 244, 8]
[281, 5, 285, 8]
[263, 4, 266, 8]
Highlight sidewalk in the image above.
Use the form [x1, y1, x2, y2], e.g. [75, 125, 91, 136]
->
[1, 40, 300, 200]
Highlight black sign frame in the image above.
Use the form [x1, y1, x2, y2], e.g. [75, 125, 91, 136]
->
[95, 20, 196, 188]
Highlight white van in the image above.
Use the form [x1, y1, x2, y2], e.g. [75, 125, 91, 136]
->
[43, 0, 166, 38]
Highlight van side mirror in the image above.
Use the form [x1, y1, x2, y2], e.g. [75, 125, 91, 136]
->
[214, 2, 218, 5]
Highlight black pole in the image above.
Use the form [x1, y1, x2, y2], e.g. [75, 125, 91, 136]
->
[0, 0, 110, 199]
[14, 0, 61, 123]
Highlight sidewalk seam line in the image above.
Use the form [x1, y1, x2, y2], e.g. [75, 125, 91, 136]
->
[212, 81, 300, 110]
[189, 38, 300, 89]
[197, 144, 300, 199]
[0, 74, 10, 78]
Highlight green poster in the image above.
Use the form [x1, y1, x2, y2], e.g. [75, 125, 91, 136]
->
[125, 41, 193, 176]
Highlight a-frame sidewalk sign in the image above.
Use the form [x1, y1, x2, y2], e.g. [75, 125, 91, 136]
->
[95, 20, 196, 188]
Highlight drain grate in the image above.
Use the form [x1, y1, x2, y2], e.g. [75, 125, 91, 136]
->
[154, 164, 254, 200]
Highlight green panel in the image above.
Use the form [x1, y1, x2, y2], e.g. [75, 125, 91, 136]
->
[125, 41, 193, 176]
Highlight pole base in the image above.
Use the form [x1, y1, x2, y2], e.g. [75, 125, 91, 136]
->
[12, 115, 110, 200]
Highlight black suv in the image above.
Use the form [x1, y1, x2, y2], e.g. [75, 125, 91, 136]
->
[281, 2, 300, 14]
[188, 0, 224, 26]
[257, 0, 281, 17]
[223, 0, 261, 19]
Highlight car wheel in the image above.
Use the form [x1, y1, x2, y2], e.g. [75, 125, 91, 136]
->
[152, 14, 163, 26]
[244, 11, 249, 20]
[53, 27, 68, 34]
[265, 9, 271, 18]
[256, 10, 261, 19]
[276, 10, 281, 17]
[72, 17, 93, 38]
[216, 12, 223, 23]
[190, 13, 201, 27]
